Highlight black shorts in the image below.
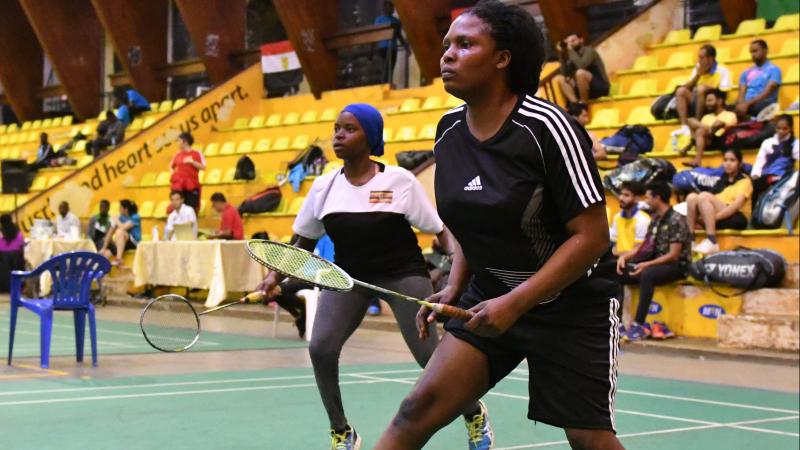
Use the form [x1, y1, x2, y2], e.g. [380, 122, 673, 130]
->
[445, 278, 620, 431]
[180, 189, 200, 211]
[708, 134, 727, 150]
[108, 237, 138, 255]
[716, 211, 748, 230]
[589, 75, 610, 99]
[747, 98, 775, 117]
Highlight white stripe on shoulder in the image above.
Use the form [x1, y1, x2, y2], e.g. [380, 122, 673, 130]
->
[511, 119, 546, 173]
[434, 119, 462, 148]
[525, 96, 602, 203]
[443, 104, 465, 116]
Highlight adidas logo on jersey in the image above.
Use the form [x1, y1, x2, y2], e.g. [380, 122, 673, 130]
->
[464, 176, 483, 191]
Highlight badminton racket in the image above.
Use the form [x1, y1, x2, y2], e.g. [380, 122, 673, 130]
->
[245, 240, 473, 320]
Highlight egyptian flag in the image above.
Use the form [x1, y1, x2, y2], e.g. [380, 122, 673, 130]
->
[261, 41, 303, 98]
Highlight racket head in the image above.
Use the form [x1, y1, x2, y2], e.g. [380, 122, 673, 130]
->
[139, 294, 201, 352]
[246, 240, 354, 291]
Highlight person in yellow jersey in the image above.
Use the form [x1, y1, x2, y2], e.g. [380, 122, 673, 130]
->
[686, 148, 753, 255]
[674, 45, 732, 133]
[681, 88, 738, 167]
[610, 181, 651, 256]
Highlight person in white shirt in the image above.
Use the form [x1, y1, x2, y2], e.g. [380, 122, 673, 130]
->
[55, 201, 81, 238]
[164, 191, 197, 240]
[751, 114, 799, 206]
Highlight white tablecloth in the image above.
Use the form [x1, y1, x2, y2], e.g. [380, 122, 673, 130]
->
[24, 239, 98, 293]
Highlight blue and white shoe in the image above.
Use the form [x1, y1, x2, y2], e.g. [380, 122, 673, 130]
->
[464, 400, 494, 450]
[330, 425, 361, 450]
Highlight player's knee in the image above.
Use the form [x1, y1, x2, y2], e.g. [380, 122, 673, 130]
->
[698, 191, 713, 200]
[394, 389, 436, 428]
[575, 69, 592, 81]
[686, 192, 698, 203]
[676, 86, 689, 97]
[308, 339, 338, 366]
[565, 429, 617, 450]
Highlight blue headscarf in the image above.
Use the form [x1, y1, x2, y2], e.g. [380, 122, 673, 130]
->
[342, 103, 385, 156]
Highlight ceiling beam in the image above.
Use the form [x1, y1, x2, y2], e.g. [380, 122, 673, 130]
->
[0, 0, 43, 121]
[537, 0, 589, 45]
[393, 0, 453, 85]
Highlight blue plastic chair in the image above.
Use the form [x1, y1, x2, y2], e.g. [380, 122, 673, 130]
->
[7, 252, 111, 368]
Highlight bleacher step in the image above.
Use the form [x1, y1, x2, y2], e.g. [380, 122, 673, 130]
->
[784, 264, 800, 289]
[718, 314, 799, 351]
[742, 288, 799, 316]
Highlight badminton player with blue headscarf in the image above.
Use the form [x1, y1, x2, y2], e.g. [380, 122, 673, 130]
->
[256, 103, 492, 449]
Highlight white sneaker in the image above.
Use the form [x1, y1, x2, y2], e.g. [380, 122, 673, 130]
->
[671, 125, 690, 137]
[693, 238, 720, 255]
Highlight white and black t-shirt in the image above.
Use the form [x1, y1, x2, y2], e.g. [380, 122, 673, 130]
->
[434, 94, 605, 300]
[294, 162, 443, 279]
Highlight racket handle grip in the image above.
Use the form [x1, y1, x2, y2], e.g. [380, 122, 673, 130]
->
[430, 303, 473, 320]
[243, 286, 281, 303]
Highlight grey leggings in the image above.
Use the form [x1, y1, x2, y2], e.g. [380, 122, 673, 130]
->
[309, 274, 438, 430]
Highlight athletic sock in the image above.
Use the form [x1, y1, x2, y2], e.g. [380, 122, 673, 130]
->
[708, 235, 717, 244]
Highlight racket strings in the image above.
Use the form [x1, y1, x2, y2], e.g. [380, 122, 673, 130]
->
[140, 295, 201, 352]
[247, 241, 352, 290]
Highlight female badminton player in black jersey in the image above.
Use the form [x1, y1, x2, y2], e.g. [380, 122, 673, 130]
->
[376, 1, 625, 449]
[256, 103, 493, 450]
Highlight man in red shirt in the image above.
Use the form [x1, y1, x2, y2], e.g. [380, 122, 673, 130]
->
[170, 132, 205, 211]
[209, 192, 244, 240]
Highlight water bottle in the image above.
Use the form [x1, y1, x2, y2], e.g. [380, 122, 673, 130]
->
[670, 133, 678, 152]
[152, 225, 159, 241]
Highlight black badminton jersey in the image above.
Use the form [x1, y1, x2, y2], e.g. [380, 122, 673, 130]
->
[434, 94, 605, 302]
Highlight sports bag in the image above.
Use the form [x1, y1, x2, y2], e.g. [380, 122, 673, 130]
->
[600, 125, 654, 166]
[234, 155, 256, 181]
[689, 248, 787, 297]
[722, 120, 775, 150]
[603, 158, 676, 197]
[395, 151, 434, 174]
[752, 171, 799, 229]
[672, 163, 754, 194]
[650, 94, 678, 121]
[238, 186, 282, 214]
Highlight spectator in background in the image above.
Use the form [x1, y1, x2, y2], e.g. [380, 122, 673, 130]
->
[99, 199, 140, 267]
[164, 191, 198, 240]
[555, 32, 610, 104]
[125, 89, 151, 119]
[567, 102, 607, 160]
[674, 45, 732, 134]
[169, 132, 205, 212]
[610, 181, 651, 257]
[55, 201, 81, 238]
[87, 199, 112, 250]
[209, 192, 243, 240]
[681, 88, 737, 167]
[88, 110, 125, 158]
[29, 133, 68, 171]
[374, 1, 408, 84]
[751, 114, 799, 205]
[687, 148, 753, 255]
[0, 214, 25, 293]
[735, 39, 781, 119]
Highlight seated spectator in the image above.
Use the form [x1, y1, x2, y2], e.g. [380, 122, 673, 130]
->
[610, 181, 651, 256]
[751, 114, 799, 205]
[87, 199, 112, 250]
[681, 89, 737, 167]
[567, 102, 607, 160]
[126, 89, 152, 119]
[735, 39, 781, 119]
[88, 110, 125, 158]
[99, 199, 140, 266]
[114, 93, 132, 128]
[164, 191, 198, 240]
[0, 214, 25, 293]
[674, 45, 732, 134]
[169, 132, 205, 212]
[687, 148, 753, 255]
[55, 201, 81, 238]
[554, 32, 610, 104]
[208, 192, 243, 240]
[29, 133, 69, 171]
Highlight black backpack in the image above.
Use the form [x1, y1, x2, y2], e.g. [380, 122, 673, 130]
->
[689, 249, 787, 297]
[651, 94, 678, 121]
[599, 125, 654, 166]
[288, 143, 324, 171]
[234, 155, 256, 181]
[602, 158, 676, 197]
[395, 151, 434, 174]
[238, 186, 282, 214]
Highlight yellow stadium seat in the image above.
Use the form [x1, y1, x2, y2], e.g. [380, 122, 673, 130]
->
[139, 172, 157, 187]
[248, 115, 265, 128]
[32, 120, 42, 130]
[399, 98, 421, 113]
[0, 124, 6, 134]
[74, 140, 88, 153]
[236, 140, 253, 154]
[255, 138, 271, 152]
[8, 134, 18, 144]
[292, 135, 310, 149]
[172, 98, 187, 110]
[62, 116, 73, 126]
[154, 201, 170, 219]
[30, 176, 46, 191]
[197, 202, 207, 218]
[626, 79, 658, 97]
[421, 96, 443, 110]
[272, 137, 290, 151]
[232, 118, 249, 130]
[283, 112, 299, 126]
[138, 201, 155, 218]
[445, 95, 463, 108]
[41, 118, 53, 128]
[773, 13, 800, 32]
[21, 121, 32, 131]
[300, 110, 317, 123]
[626, 106, 657, 125]
[417, 124, 436, 141]
[725, 18, 765, 38]
[155, 171, 171, 186]
[204, 142, 219, 156]
[320, 108, 337, 122]
[51, 117, 62, 127]
[663, 75, 687, 94]
[142, 117, 156, 129]
[8, 148, 20, 158]
[266, 114, 282, 127]
[586, 109, 619, 129]
[323, 162, 342, 174]
[219, 141, 236, 155]
[715, 47, 732, 63]
[665, 51, 693, 69]
[288, 197, 305, 215]
[222, 168, 236, 183]
[383, 128, 394, 143]
[204, 168, 222, 184]
[631, 55, 658, 72]
[46, 176, 61, 188]
[779, 38, 799, 57]
[158, 100, 173, 113]
[692, 24, 721, 42]
[80, 124, 92, 136]
[655, 29, 691, 47]
[395, 126, 417, 142]
[129, 118, 144, 131]
[785, 63, 800, 84]
[77, 155, 93, 168]
[149, 102, 159, 112]
[6, 123, 18, 133]
[0, 136, 6, 145]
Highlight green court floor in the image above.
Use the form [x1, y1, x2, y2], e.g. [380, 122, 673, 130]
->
[0, 310, 306, 358]
[0, 362, 797, 449]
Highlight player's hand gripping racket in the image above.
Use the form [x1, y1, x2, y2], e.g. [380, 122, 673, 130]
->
[245, 240, 473, 320]
[139, 289, 277, 352]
